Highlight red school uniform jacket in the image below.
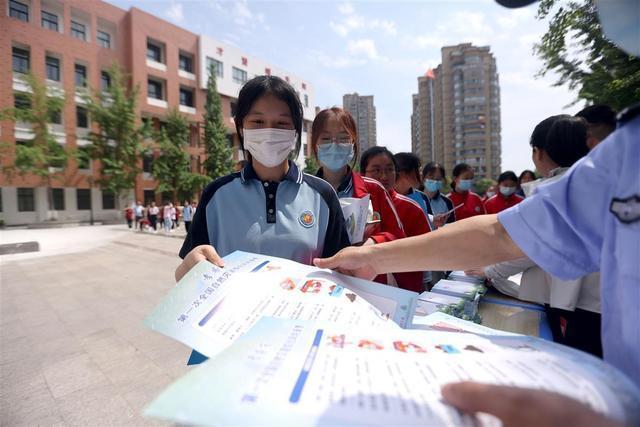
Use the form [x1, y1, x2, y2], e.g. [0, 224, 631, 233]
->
[387, 188, 432, 293]
[448, 190, 486, 220]
[352, 172, 406, 244]
[483, 193, 524, 214]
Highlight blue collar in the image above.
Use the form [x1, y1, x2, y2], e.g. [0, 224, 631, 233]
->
[316, 167, 353, 195]
[240, 160, 303, 184]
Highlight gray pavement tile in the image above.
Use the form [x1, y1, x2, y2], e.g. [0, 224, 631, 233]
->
[30, 335, 85, 366]
[120, 373, 174, 417]
[1, 336, 38, 366]
[0, 320, 28, 341]
[1, 385, 63, 426]
[42, 354, 111, 399]
[55, 384, 136, 426]
[24, 319, 71, 343]
[101, 353, 164, 390]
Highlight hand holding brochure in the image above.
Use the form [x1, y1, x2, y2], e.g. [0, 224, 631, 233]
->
[143, 251, 418, 359]
[145, 317, 640, 426]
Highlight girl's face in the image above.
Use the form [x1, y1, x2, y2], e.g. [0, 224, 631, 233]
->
[424, 169, 444, 181]
[455, 169, 474, 184]
[316, 115, 353, 149]
[242, 94, 294, 132]
[364, 153, 396, 191]
[520, 173, 535, 184]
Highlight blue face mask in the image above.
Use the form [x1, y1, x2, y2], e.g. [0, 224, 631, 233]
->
[458, 179, 473, 191]
[317, 143, 354, 172]
[424, 179, 443, 192]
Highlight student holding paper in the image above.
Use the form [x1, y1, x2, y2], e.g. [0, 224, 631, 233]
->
[361, 146, 432, 292]
[176, 75, 350, 282]
[422, 161, 456, 228]
[311, 107, 405, 247]
[447, 163, 486, 220]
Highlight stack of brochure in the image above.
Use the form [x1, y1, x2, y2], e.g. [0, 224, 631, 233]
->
[447, 271, 485, 284]
[414, 291, 481, 323]
[431, 279, 487, 300]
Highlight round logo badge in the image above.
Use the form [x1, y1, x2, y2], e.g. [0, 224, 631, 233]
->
[299, 210, 316, 228]
[371, 211, 381, 221]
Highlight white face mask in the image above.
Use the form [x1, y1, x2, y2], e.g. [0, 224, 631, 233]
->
[499, 186, 517, 197]
[243, 128, 297, 168]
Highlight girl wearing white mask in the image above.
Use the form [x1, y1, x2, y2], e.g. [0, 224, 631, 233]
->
[176, 76, 350, 282]
[422, 162, 456, 228]
[447, 163, 486, 220]
[311, 108, 405, 247]
[483, 171, 524, 214]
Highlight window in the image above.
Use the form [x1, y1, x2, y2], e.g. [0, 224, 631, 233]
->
[51, 188, 65, 210]
[304, 94, 309, 108]
[147, 79, 162, 100]
[232, 67, 247, 84]
[76, 106, 88, 128]
[49, 108, 62, 124]
[71, 20, 86, 40]
[9, 0, 29, 21]
[206, 57, 223, 77]
[97, 30, 111, 48]
[100, 71, 111, 91]
[45, 56, 60, 81]
[74, 64, 87, 87]
[102, 191, 115, 209]
[76, 189, 91, 210]
[12, 47, 29, 73]
[142, 154, 153, 173]
[41, 10, 58, 30]
[14, 92, 31, 111]
[179, 54, 193, 73]
[179, 88, 194, 107]
[147, 41, 162, 62]
[77, 146, 91, 170]
[18, 188, 35, 211]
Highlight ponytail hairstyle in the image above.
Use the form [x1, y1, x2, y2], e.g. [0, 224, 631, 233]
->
[451, 163, 473, 191]
[393, 152, 422, 184]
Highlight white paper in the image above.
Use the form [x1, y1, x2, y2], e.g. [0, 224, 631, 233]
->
[145, 317, 640, 427]
[340, 194, 371, 244]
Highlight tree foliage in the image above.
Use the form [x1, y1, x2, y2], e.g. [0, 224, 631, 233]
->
[152, 108, 210, 201]
[0, 72, 68, 214]
[535, 0, 640, 110]
[303, 155, 319, 174]
[473, 178, 495, 197]
[84, 64, 148, 206]
[203, 64, 233, 179]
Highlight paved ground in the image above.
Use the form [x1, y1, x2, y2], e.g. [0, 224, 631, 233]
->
[0, 225, 191, 425]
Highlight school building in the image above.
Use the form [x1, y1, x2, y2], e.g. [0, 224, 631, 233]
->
[0, 0, 316, 226]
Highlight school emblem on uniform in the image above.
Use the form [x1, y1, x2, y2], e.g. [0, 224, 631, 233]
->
[371, 211, 381, 222]
[299, 210, 316, 228]
[610, 195, 640, 224]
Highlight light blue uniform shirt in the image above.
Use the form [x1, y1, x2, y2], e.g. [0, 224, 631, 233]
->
[498, 110, 640, 386]
[182, 205, 192, 222]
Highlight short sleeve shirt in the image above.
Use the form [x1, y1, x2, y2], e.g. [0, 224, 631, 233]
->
[498, 112, 640, 386]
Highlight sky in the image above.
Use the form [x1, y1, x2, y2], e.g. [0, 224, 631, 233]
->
[108, 0, 583, 175]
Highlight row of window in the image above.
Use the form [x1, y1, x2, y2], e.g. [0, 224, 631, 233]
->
[13, 47, 112, 92]
[9, 0, 113, 48]
[15, 188, 114, 212]
[14, 92, 89, 128]
[147, 78, 195, 108]
[147, 39, 194, 73]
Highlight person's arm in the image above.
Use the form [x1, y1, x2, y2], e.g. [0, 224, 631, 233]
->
[314, 214, 524, 280]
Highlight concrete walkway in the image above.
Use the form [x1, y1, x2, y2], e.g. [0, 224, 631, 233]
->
[1, 226, 191, 425]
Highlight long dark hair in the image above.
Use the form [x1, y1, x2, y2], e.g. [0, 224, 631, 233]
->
[235, 75, 303, 159]
[530, 115, 588, 167]
[360, 146, 396, 173]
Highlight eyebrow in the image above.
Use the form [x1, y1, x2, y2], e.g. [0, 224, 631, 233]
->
[247, 110, 292, 118]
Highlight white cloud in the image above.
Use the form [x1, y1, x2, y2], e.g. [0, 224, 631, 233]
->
[338, 2, 355, 15]
[347, 39, 381, 60]
[165, 2, 184, 24]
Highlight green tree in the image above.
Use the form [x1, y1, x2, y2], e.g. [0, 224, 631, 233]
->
[1, 72, 67, 218]
[84, 64, 148, 209]
[304, 155, 319, 174]
[473, 178, 495, 197]
[152, 108, 210, 202]
[535, 0, 640, 110]
[203, 64, 233, 179]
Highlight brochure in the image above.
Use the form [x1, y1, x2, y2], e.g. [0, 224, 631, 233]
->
[145, 317, 640, 427]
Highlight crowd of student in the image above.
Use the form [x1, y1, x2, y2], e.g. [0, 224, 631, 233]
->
[125, 200, 198, 234]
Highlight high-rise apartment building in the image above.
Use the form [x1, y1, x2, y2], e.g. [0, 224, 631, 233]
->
[343, 93, 376, 152]
[411, 43, 501, 179]
[1, 0, 315, 226]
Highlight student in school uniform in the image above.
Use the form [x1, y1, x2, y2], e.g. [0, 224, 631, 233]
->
[447, 163, 486, 220]
[176, 76, 351, 364]
[421, 162, 456, 228]
[361, 146, 431, 293]
[311, 107, 405, 246]
[393, 153, 434, 224]
[483, 171, 524, 214]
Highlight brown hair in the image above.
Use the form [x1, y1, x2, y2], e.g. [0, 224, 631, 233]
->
[311, 107, 359, 167]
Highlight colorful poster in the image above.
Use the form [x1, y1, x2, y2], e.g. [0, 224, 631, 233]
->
[145, 317, 640, 426]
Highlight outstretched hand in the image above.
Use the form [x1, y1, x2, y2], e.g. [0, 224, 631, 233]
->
[175, 245, 224, 282]
[313, 245, 378, 280]
[441, 382, 622, 427]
